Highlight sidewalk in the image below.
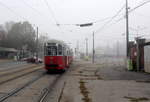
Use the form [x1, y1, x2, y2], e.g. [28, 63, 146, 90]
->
[60, 60, 150, 102]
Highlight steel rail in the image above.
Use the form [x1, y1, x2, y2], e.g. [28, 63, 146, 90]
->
[38, 63, 73, 102]
[0, 62, 31, 71]
[0, 64, 37, 77]
[0, 66, 43, 85]
[38, 74, 62, 102]
[0, 72, 45, 102]
[0, 62, 27, 70]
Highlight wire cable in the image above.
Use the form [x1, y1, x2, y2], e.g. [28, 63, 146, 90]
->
[43, 0, 59, 25]
[129, 0, 150, 13]
[95, 4, 125, 34]
[0, 1, 28, 21]
[21, 0, 42, 15]
[116, 0, 150, 22]
[0, 1, 49, 35]
[57, 17, 112, 26]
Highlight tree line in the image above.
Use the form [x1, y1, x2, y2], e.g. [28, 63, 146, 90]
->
[0, 21, 48, 54]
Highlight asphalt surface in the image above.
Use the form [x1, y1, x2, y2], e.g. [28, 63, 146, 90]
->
[95, 57, 150, 81]
[50, 58, 150, 102]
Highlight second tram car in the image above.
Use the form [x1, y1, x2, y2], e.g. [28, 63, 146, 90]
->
[44, 40, 73, 71]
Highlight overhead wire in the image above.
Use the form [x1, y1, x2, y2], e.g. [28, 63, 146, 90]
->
[57, 17, 112, 26]
[95, 0, 150, 37]
[0, 1, 28, 21]
[43, 0, 67, 35]
[0, 1, 48, 35]
[18, 0, 58, 28]
[129, 0, 150, 13]
[95, 4, 125, 34]
[116, 0, 150, 22]
[21, 0, 42, 15]
[43, 0, 59, 25]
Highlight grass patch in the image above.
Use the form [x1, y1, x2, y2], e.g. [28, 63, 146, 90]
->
[79, 79, 92, 102]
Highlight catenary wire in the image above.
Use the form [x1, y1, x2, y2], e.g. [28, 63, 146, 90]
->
[43, 0, 59, 25]
[95, 4, 125, 34]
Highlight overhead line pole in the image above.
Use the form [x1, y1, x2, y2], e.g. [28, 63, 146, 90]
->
[92, 32, 95, 63]
[85, 38, 88, 56]
[36, 27, 39, 63]
[126, 0, 129, 58]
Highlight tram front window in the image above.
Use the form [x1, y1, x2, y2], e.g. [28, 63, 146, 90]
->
[58, 44, 62, 55]
[47, 46, 57, 56]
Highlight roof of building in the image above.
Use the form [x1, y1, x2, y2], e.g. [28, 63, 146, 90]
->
[145, 39, 150, 45]
[0, 47, 17, 52]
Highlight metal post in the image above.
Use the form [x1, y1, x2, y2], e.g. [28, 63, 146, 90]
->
[92, 32, 95, 63]
[85, 38, 88, 56]
[116, 41, 119, 57]
[36, 27, 38, 63]
[76, 40, 79, 57]
[126, 0, 129, 57]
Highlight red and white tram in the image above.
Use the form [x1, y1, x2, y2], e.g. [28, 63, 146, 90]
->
[44, 40, 73, 72]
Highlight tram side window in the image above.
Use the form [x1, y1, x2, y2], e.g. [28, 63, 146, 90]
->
[58, 44, 62, 55]
[47, 46, 57, 56]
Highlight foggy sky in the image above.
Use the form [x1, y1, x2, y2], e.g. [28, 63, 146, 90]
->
[0, 0, 150, 52]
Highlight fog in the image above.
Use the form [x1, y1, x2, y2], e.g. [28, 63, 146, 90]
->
[0, 0, 150, 54]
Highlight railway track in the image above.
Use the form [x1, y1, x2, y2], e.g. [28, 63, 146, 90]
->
[38, 70, 70, 102]
[0, 65, 71, 102]
[0, 64, 37, 75]
[0, 61, 26, 69]
[38, 75, 62, 102]
[0, 72, 45, 102]
[38, 63, 74, 102]
[0, 65, 43, 85]
[0, 62, 31, 72]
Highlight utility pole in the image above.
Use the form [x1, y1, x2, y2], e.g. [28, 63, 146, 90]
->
[126, 0, 129, 58]
[36, 27, 38, 63]
[116, 41, 119, 57]
[85, 38, 88, 56]
[92, 32, 95, 63]
[76, 40, 79, 57]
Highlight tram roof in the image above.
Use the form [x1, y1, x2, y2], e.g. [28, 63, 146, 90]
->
[46, 39, 68, 46]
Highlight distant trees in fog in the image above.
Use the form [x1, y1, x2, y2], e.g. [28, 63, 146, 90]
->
[0, 21, 48, 54]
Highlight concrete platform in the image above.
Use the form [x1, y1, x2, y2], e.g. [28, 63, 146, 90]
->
[57, 59, 150, 102]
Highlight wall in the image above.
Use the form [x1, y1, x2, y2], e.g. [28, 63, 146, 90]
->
[144, 45, 150, 73]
